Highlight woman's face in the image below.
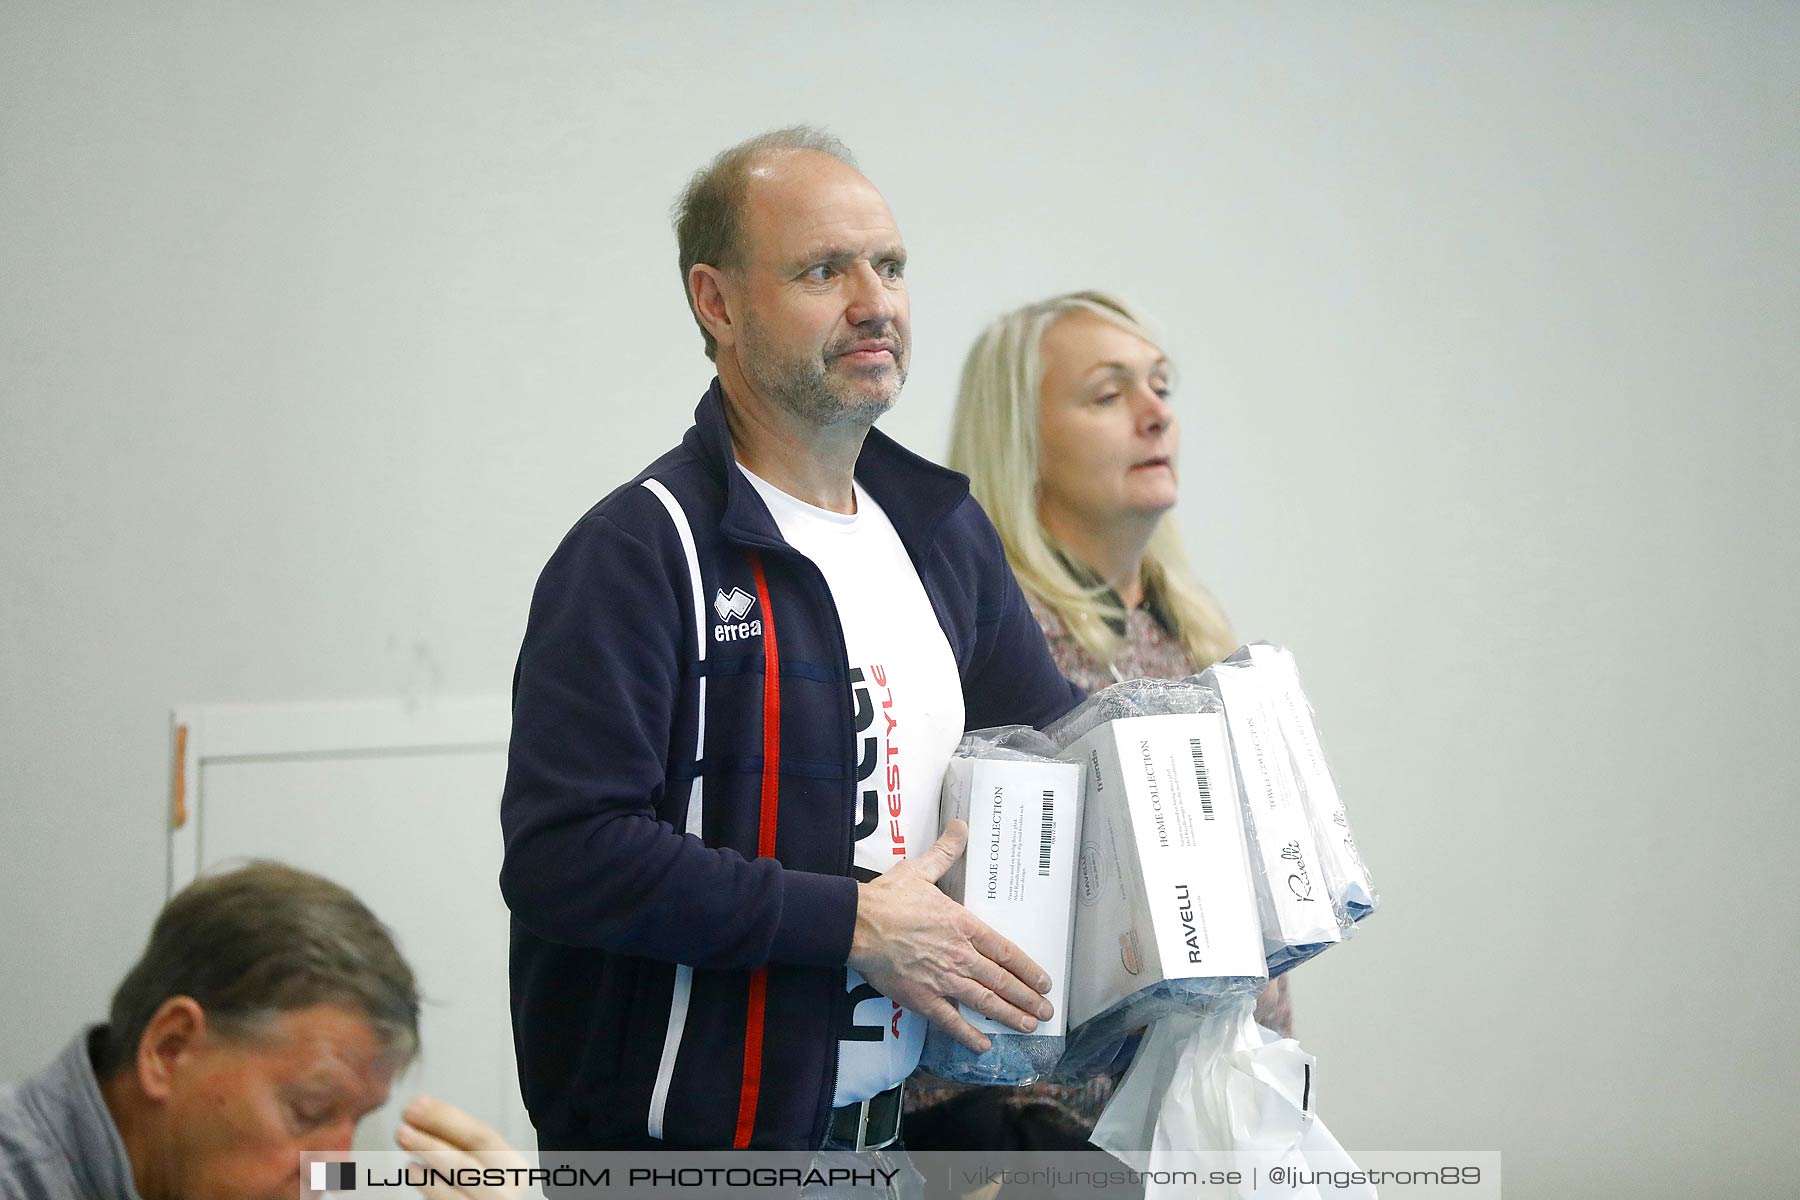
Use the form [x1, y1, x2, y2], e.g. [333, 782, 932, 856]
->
[1036, 310, 1178, 529]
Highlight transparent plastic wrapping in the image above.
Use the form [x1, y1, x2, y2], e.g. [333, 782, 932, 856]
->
[1073, 661, 1381, 1198]
[1043, 677, 1216, 750]
[919, 728, 1083, 1085]
[1235, 644, 1379, 925]
[1091, 994, 1375, 1198]
[954, 723, 1060, 762]
[1046, 681, 1268, 1082]
[917, 1008, 1066, 1087]
[1054, 975, 1259, 1082]
[1200, 658, 1342, 978]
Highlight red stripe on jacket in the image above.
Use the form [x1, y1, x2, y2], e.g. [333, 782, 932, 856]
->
[734, 551, 781, 1148]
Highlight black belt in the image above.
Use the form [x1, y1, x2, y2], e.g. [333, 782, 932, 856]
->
[827, 1082, 903, 1151]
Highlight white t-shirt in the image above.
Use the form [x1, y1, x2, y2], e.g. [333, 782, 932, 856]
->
[738, 464, 966, 1105]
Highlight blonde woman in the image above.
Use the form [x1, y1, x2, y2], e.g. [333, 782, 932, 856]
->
[903, 290, 1290, 1149]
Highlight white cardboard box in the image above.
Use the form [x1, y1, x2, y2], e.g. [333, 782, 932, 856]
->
[938, 755, 1084, 1037]
[1059, 712, 1264, 1028]
[1208, 660, 1343, 954]
[1244, 644, 1377, 914]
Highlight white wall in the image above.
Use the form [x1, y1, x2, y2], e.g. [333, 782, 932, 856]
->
[2, 3, 1795, 1194]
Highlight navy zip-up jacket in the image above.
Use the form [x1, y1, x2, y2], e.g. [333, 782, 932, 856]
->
[499, 381, 1082, 1150]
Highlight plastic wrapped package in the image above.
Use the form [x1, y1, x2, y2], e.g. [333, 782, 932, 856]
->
[918, 729, 1083, 1085]
[1048, 683, 1267, 1081]
[1054, 975, 1256, 1083]
[1234, 645, 1379, 925]
[953, 723, 1060, 762]
[1199, 657, 1342, 978]
[917, 1004, 1065, 1087]
[1076, 664, 1381, 1199]
[1043, 677, 1215, 750]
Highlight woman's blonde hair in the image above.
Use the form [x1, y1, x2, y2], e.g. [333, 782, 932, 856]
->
[948, 290, 1237, 672]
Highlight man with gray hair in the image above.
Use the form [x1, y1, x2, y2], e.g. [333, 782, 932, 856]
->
[0, 862, 517, 1200]
[500, 126, 1084, 1154]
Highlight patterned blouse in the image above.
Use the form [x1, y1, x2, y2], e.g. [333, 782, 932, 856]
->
[904, 589, 1293, 1135]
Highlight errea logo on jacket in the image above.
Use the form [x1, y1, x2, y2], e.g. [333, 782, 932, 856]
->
[713, 586, 762, 642]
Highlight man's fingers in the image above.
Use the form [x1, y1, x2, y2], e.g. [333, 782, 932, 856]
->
[396, 1098, 526, 1199]
[918, 994, 992, 1055]
[966, 919, 1052, 994]
[967, 954, 1055, 1024]
[394, 1126, 487, 1200]
[911, 820, 969, 884]
[401, 1096, 518, 1159]
[395, 1126, 524, 1200]
[948, 977, 1039, 1035]
[396, 1121, 478, 1169]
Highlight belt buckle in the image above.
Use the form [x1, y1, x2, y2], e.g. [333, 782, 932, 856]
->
[849, 1083, 901, 1151]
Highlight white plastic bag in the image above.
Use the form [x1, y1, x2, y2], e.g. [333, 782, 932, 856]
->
[1091, 998, 1375, 1199]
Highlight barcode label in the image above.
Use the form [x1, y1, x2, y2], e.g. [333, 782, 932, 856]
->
[1038, 790, 1055, 876]
[1189, 738, 1215, 820]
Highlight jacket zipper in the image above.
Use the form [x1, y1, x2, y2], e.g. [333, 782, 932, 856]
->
[815, 549, 853, 1144]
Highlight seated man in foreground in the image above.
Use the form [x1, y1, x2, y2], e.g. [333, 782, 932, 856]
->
[0, 861, 517, 1200]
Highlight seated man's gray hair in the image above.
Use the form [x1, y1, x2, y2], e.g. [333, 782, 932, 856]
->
[99, 860, 420, 1073]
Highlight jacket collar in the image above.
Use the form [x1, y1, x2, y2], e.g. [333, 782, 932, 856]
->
[681, 377, 971, 555]
[19, 1028, 145, 1200]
